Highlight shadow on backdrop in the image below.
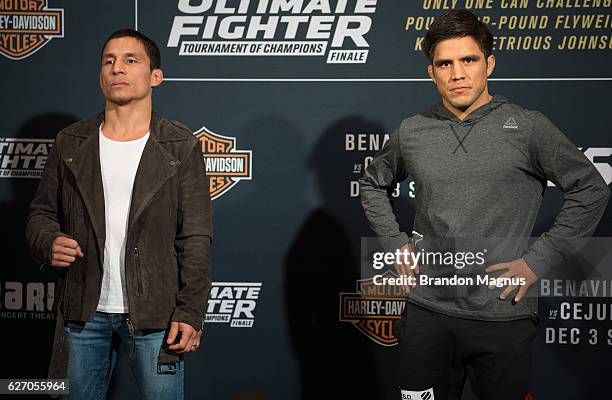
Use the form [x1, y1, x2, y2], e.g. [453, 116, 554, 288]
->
[285, 116, 418, 399]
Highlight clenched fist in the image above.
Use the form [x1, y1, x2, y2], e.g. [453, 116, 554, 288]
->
[50, 236, 84, 267]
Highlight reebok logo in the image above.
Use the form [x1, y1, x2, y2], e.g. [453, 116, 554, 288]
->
[503, 117, 519, 129]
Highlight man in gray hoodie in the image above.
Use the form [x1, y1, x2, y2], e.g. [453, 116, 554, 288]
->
[359, 10, 609, 400]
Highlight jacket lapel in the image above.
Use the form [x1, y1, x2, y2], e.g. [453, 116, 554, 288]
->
[127, 138, 177, 235]
[127, 114, 181, 236]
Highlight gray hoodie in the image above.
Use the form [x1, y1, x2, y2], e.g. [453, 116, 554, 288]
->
[360, 94, 609, 321]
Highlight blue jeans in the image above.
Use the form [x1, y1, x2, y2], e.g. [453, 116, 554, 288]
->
[64, 312, 183, 400]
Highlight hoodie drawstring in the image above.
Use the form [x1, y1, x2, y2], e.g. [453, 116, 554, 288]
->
[449, 122, 477, 154]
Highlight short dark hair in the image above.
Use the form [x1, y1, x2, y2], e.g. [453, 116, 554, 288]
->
[101, 29, 161, 70]
[422, 10, 493, 63]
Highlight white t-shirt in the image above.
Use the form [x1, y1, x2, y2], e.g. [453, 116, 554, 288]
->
[96, 126, 150, 313]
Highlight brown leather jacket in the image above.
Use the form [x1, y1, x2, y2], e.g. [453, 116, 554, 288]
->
[25, 112, 212, 378]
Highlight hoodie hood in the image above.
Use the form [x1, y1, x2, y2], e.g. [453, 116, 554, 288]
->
[428, 94, 508, 125]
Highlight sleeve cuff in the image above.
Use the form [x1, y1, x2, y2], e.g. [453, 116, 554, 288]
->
[379, 232, 411, 253]
[522, 250, 551, 278]
[171, 308, 203, 332]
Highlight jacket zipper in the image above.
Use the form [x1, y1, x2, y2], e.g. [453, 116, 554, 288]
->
[126, 317, 136, 358]
[133, 246, 143, 295]
[127, 246, 142, 358]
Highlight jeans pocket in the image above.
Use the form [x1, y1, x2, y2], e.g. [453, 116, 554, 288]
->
[157, 361, 181, 375]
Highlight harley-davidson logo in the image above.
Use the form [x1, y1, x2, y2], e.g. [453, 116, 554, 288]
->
[339, 270, 407, 346]
[194, 126, 252, 200]
[0, 0, 64, 60]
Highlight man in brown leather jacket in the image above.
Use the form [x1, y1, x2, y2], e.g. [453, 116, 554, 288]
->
[25, 29, 212, 399]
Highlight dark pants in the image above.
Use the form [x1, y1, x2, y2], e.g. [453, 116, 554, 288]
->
[397, 302, 537, 400]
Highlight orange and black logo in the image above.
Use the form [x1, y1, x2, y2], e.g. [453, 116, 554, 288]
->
[339, 270, 407, 346]
[0, 0, 64, 60]
[194, 126, 252, 200]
